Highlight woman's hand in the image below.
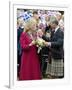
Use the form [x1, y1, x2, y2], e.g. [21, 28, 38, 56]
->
[29, 40, 36, 46]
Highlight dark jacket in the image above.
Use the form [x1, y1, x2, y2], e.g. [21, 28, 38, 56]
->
[39, 26, 51, 60]
[17, 27, 24, 55]
[42, 28, 64, 59]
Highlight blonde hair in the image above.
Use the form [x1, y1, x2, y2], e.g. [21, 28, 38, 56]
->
[24, 17, 37, 32]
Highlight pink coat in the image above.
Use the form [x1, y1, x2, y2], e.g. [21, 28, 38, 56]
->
[19, 32, 42, 80]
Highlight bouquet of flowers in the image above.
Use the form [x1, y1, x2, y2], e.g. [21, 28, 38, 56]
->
[35, 37, 45, 53]
[35, 37, 45, 47]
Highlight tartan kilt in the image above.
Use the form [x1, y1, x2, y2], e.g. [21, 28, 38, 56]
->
[50, 58, 64, 77]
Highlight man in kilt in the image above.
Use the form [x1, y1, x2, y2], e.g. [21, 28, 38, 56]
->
[43, 20, 64, 78]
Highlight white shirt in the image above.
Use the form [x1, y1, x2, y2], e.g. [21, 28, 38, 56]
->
[54, 26, 59, 33]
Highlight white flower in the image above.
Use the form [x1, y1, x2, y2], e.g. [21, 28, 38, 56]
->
[35, 37, 45, 47]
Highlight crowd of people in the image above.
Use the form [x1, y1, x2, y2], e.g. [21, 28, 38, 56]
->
[17, 9, 64, 80]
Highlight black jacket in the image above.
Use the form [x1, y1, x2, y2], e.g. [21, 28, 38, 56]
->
[17, 27, 23, 55]
[42, 28, 64, 59]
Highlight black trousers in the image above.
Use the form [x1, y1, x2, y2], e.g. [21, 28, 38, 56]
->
[17, 51, 21, 77]
[41, 56, 48, 76]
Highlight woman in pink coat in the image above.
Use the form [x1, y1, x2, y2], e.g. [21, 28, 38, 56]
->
[19, 18, 42, 80]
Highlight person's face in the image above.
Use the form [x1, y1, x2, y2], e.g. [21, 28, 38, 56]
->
[56, 14, 61, 21]
[50, 23, 56, 29]
[33, 14, 39, 20]
[17, 17, 24, 27]
[45, 15, 50, 22]
[30, 23, 37, 32]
